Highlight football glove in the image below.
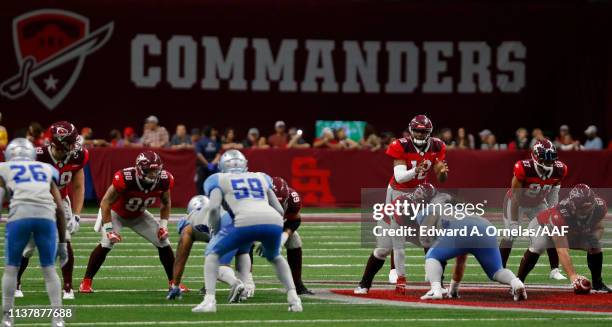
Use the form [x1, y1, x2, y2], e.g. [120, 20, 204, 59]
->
[166, 285, 183, 300]
[57, 242, 68, 267]
[106, 231, 122, 244]
[67, 215, 80, 234]
[508, 221, 520, 241]
[158, 227, 169, 241]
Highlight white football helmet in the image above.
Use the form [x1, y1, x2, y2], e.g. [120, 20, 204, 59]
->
[219, 150, 248, 173]
[4, 138, 36, 161]
[187, 195, 210, 214]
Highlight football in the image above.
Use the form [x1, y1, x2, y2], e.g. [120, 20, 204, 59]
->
[573, 277, 592, 295]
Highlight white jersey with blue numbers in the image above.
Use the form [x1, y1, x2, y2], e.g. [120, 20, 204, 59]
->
[204, 172, 283, 227]
[0, 161, 58, 222]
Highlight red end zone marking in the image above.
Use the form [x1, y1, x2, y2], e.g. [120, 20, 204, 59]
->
[332, 288, 612, 313]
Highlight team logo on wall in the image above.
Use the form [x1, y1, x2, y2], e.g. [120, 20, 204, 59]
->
[0, 9, 113, 110]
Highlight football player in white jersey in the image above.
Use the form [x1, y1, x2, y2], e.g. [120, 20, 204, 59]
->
[167, 195, 246, 301]
[0, 138, 68, 327]
[192, 150, 302, 313]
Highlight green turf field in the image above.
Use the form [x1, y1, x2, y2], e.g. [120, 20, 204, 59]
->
[2, 218, 611, 326]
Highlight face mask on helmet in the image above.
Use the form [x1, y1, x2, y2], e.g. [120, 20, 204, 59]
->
[410, 128, 430, 146]
[574, 202, 595, 219]
[532, 147, 557, 174]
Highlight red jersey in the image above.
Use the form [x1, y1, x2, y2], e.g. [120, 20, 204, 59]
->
[386, 137, 446, 190]
[36, 146, 89, 198]
[111, 167, 174, 219]
[536, 196, 607, 236]
[508, 159, 567, 208]
[282, 187, 302, 231]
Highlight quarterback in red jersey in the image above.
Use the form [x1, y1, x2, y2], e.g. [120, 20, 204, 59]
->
[16, 121, 88, 300]
[499, 139, 568, 280]
[357, 115, 449, 293]
[79, 151, 184, 293]
[517, 184, 611, 293]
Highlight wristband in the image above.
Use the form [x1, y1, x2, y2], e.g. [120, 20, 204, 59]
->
[160, 219, 168, 229]
[103, 222, 113, 232]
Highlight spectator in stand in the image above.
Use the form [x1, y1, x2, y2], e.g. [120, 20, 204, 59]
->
[120, 127, 142, 148]
[360, 124, 382, 151]
[455, 127, 475, 149]
[554, 125, 573, 148]
[26, 122, 46, 147]
[508, 127, 530, 150]
[195, 126, 221, 195]
[583, 125, 602, 150]
[380, 131, 396, 149]
[109, 129, 122, 147]
[80, 127, 108, 147]
[268, 120, 289, 148]
[242, 128, 269, 149]
[481, 133, 501, 150]
[336, 127, 360, 149]
[221, 127, 244, 150]
[439, 128, 456, 149]
[287, 127, 311, 149]
[529, 128, 545, 148]
[141, 115, 169, 148]
[314, 127, 341, 149]
[170, 124, 193, 149]
[190, 128, 201, 145]
[478, 129, 492, 149]
[0, 113, 7, 148]
[558, 134, 581, 151]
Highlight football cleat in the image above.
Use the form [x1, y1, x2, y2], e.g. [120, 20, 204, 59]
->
[592, 281, 612, 293]
[395, 276, 407, 295]
[51, 317, 65, 327]
[79, 279, 93, 293]
[2, 312, 14, 327]
[243, 272, 255, 299]
[288, 299, 303, 312]
[63, 289, 75, 300]
[14, 285, 23, 298]
[227, 281, 245, 303]
[353, 285, 369, 295]
[421, 288, 444, 300]
[388, 268, 398, 284]
[169, 281, 189, 293]
[192, 296, 217, 313]
[296, 284, 315, 295]
[166, 285, 182, 300]
[549, 268, 567, 280]
[448, 287, 459, 299]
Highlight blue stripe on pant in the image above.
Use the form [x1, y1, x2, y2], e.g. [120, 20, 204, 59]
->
[206, 224, 283, 261]
[5, 218, 57, 267]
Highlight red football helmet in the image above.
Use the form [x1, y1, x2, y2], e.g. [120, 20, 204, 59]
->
[567, 184, 596, 219]
[531, 139, 557, 173]
[272, 176, 290, 204]
[49, 121, 79, 154]
[135, 151, 163, 185]
[409, 115, 433, 147]
[413, 183, 437, 202]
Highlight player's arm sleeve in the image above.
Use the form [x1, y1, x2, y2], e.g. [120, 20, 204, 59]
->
[203, 173, 220, 196]
[385, 140, 405, 159]
[394, 164, 417, 183]
[206, 188, 223, 233]
[267, 188, 285, 216]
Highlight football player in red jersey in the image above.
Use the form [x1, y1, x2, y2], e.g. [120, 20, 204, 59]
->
[355, 115, 448, 295]
[499, 139, 568, 280]
[517, 184, 611, 293]
[15, 121, 88, 300]
[79, 151, 185, 293]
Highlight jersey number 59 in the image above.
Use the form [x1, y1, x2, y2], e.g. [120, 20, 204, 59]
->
[231, 178, 265, 200]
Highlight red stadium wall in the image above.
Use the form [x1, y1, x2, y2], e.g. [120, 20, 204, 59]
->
[86, 148, 612, 207]
[1, 0, 611, 140]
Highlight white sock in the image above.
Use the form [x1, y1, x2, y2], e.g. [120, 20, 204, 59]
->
[393, 248, 406, 277]
[217, 265, 237, 285]
[41, 266, 62, 309]
[492, 268, 517, 285]
[271, 256, 299, 305]
[235, 253, 251, 283]
[2, 266, 18, 314]
[204, 254, 220, 297]
[431, 281, 442, 291]
[425, 258, 443, 284]
[450, 279, 460, 292]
